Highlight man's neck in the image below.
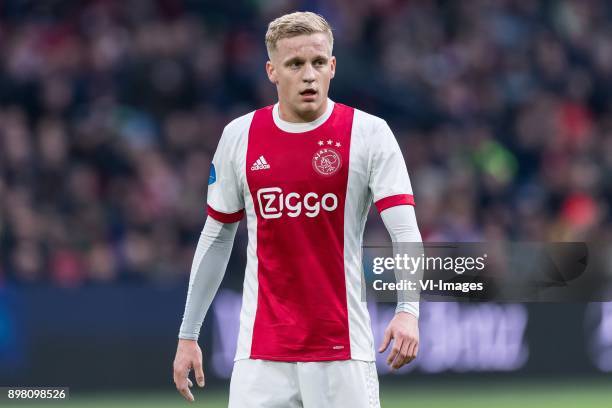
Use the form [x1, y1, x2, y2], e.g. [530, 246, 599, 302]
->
[272, 99, 334, 134]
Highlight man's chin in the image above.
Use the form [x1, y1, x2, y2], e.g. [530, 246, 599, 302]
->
[299, 102, 318, 111]
[296, 98, 323, 112]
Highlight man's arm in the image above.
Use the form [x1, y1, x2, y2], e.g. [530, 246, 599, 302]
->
[378, 204, 422, 369]
[173, 216, 238, 402]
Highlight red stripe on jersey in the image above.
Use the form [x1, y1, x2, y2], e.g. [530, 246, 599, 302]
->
[207, 205, 244, 223]
[375, 194, 415, 212]
[246, 103, 354, 361]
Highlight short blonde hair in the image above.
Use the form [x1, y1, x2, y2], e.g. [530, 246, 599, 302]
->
[265, 11, 334, 57]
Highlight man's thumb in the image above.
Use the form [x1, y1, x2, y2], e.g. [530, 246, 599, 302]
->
[195, 364, 205, 387]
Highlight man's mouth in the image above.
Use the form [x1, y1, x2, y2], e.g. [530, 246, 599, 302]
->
[300, 89, 317, 96]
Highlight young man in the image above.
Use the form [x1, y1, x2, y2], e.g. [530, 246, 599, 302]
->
[173, 11, 422, 408]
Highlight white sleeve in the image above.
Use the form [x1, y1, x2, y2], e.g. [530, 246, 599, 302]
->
[178, 216, 238, 340]
[206, 126, 244, 223]
[380, 205, 422, 318]
[368, 119, 415, 212]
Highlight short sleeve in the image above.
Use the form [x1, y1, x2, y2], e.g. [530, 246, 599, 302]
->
[368, 119, 415, 213]
[206, 128, 245, 223]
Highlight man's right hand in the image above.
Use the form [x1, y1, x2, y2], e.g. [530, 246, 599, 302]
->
[173, 339, 205, 402]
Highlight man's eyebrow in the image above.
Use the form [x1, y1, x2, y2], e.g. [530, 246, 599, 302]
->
[284, 56, 304, 65]
[283, 55, 329, 65]
[308, 54, 329, 62]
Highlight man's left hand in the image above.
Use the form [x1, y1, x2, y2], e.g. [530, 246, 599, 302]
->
[378, 312, 419, 369]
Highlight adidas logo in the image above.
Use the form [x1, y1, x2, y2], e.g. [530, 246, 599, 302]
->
[251, 155, 270, 171]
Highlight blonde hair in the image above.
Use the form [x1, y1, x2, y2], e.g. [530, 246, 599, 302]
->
[265, 11, 333, 57]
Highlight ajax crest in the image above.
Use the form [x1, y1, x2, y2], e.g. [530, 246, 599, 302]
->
[312, 148, 341, 176]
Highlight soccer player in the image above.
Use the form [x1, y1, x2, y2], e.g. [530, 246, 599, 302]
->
[173, 11, 422, 407]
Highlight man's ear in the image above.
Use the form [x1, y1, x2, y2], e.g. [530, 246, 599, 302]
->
[330, 56, 336, 79]
[266, 60, 278, 84]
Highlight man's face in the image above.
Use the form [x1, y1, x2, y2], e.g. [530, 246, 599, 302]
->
[266, 33, 336, 122]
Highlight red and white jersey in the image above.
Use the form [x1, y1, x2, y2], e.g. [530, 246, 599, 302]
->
[207, 100, 415, 362]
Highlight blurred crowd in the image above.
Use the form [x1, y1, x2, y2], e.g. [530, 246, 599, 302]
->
[1, 0, 611, 286]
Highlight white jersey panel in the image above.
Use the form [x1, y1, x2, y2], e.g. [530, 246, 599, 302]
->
[344, 108, 378, 361]
[212, 111, 262, 361]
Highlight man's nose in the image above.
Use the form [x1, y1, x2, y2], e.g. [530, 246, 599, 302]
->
[302, 63, 316, 82]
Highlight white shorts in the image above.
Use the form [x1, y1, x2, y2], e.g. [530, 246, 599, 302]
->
[228, 359, 380, 408]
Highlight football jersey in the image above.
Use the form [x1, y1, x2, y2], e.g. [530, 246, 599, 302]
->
[207, 99, 415, 362]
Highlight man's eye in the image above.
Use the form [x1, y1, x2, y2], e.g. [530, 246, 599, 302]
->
[290, 62, 302, 68]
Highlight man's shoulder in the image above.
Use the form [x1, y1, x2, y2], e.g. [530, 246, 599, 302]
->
[222, 104, 276, 138]
[342, 105, 385, 129]
[223, 110, 257, 137]
[346, 106, 388, 137]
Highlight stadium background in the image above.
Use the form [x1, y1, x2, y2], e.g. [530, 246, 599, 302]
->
[1, 0, 612, 407]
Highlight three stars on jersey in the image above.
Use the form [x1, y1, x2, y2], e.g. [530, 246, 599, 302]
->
[318, 139, 342, 148]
